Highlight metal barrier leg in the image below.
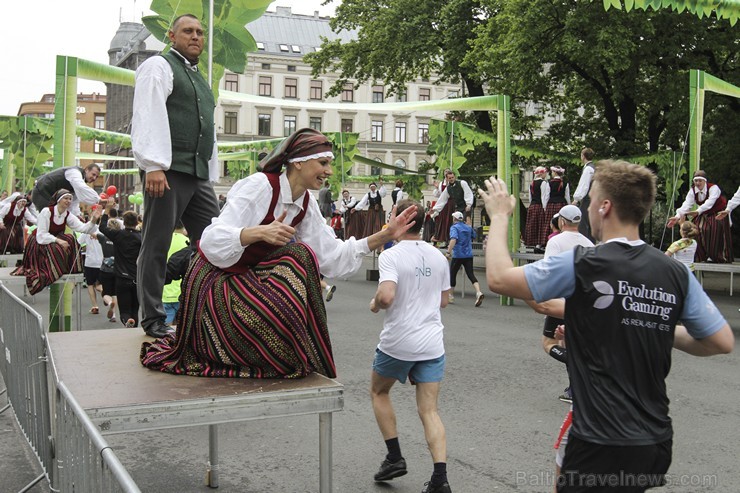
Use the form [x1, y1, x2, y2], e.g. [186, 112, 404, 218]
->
[207, 424, 219, 488]
[75, 283, 81, 331]
[319, 412, 333, 493]
[17, 473, 46, 493]
[59, 292, 65, 332]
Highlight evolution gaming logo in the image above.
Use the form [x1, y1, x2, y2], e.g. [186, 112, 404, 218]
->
[591, 280, 676, 321]
[592, 281, 614, 309]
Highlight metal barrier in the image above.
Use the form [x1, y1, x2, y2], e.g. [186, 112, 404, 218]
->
[55, 382, 141, 493]
[0, 283, 53, 490]
[0, 283, 140, 493]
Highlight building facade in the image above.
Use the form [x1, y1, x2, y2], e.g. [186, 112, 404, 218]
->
[17, 92, 107, 188]
[106, 7, 469, 204]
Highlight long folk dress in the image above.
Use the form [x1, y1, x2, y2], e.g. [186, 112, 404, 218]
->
[0, 197, 36, 254]
[18, 205, 98, 295]
[141, 171, 375, 379]
[524, 178, 549, 248]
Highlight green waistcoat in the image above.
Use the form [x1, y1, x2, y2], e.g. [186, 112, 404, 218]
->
[161, 51, 215, 180]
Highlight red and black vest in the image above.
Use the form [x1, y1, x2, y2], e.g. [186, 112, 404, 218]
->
[221, 173, 310, 274]
[693, 183, 727, 215]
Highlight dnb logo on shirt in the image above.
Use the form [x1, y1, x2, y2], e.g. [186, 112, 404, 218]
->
[592, 280, 615, 309]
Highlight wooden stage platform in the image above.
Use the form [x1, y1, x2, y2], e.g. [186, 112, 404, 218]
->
[46, 329, 344, 491]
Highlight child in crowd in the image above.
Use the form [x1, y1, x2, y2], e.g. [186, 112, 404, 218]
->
[665, 221, 699, 271]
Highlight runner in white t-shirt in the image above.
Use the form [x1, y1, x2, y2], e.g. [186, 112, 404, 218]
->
[369, 199, 453, 493]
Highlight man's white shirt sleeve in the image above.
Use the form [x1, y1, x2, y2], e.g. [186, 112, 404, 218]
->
[132, 57, 174, 173]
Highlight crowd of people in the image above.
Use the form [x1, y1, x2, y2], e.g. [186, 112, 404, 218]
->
[1, 14, 735, 493]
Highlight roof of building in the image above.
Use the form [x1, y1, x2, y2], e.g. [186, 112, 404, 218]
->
[247, 6, 356, 57]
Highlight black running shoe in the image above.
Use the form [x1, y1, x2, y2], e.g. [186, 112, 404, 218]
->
[374, 458, 407, 481]
[559, 386, 573, 404]
[422, 481, 452, 493]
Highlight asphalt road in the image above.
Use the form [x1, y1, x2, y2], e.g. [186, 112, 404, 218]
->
[1, 258, 739, 492]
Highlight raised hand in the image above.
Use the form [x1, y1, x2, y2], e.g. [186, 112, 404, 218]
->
[477, 177, 516, 219]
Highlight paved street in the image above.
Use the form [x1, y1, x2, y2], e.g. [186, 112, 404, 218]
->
[2, 257, 739, 492]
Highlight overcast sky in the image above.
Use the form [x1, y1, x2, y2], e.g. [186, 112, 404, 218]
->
[0, 0, 338, 116]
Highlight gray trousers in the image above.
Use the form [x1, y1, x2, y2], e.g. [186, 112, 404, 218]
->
[137, 170, 220, 330]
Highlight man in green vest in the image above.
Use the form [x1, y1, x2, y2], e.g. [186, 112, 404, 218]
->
[132, 14, 220, 339]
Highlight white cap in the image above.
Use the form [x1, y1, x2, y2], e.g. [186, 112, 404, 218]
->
[451, 211, 464, 221]
[558, 205, 582, 223]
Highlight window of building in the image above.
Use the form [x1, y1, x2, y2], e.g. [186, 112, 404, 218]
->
[258, 114, 271, 136]
[261, 63, 270, 70]
[287, 65, 296, 72]
[310, 80, 323, 100]
[259, 76, 272, 96]
[224, 111, 238, 135]
[397, 89, 407, 102]
[419, 88, 431, 101]
[371, 121, 383, 142]
[256, 42, 265, 50]
[291, 45, 301, 53]
[394, 158, 406, 176]
[372, 85, 384, 103]
[309, 117, 322, 131]
[341, 119, 353, 133]
[225, 73, 239, 92]
[94, 113, 105, 152]
[284, 115, 297, 136]
[284, 78, 298, 99]
[279, 44, 289, 52]
[394, 122, 407, 143]
[418, 123, 430, 144]
[448, 90, 459, 99]
[341, 83, 354, 102]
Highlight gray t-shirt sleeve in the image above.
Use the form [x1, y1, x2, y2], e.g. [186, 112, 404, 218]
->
[523, 250, 577, 302]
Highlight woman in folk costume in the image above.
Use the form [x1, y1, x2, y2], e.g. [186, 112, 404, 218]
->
[431, 171, 455, 244]
[523, 166, 550, 248]
[357, 180, 387, 239]
[17, 189, 100, 295]
[141, 128, 417, 379]
[667, 170, 733, 263]
[339, 188, 365, 240]
[0, 192, 37, 254]
[543, 166, 570, 227]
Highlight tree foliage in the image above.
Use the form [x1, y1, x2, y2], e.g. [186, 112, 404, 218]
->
[468, 0, 738, 159]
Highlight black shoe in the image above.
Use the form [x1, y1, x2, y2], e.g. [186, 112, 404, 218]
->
[422, 481, 452, 493]
[144, 321, 171, 338]
[374, 457, 407, 481]
[559, 386, 573, 404]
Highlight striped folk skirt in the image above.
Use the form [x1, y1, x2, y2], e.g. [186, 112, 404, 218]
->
[344, 210, 366, 240]
[363, 206, 385, 239]
[695, 214, 733, 263]
[433, 201, 455, 243]
[140, 243, 336, 379]
[524, 203, 548, 247]
[0, 222, 25, 254]
[20, 233, 83, 295]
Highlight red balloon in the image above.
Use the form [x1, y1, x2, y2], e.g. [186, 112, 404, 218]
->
[100, 192, 108, 200]
[106, 185, 117, 196]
